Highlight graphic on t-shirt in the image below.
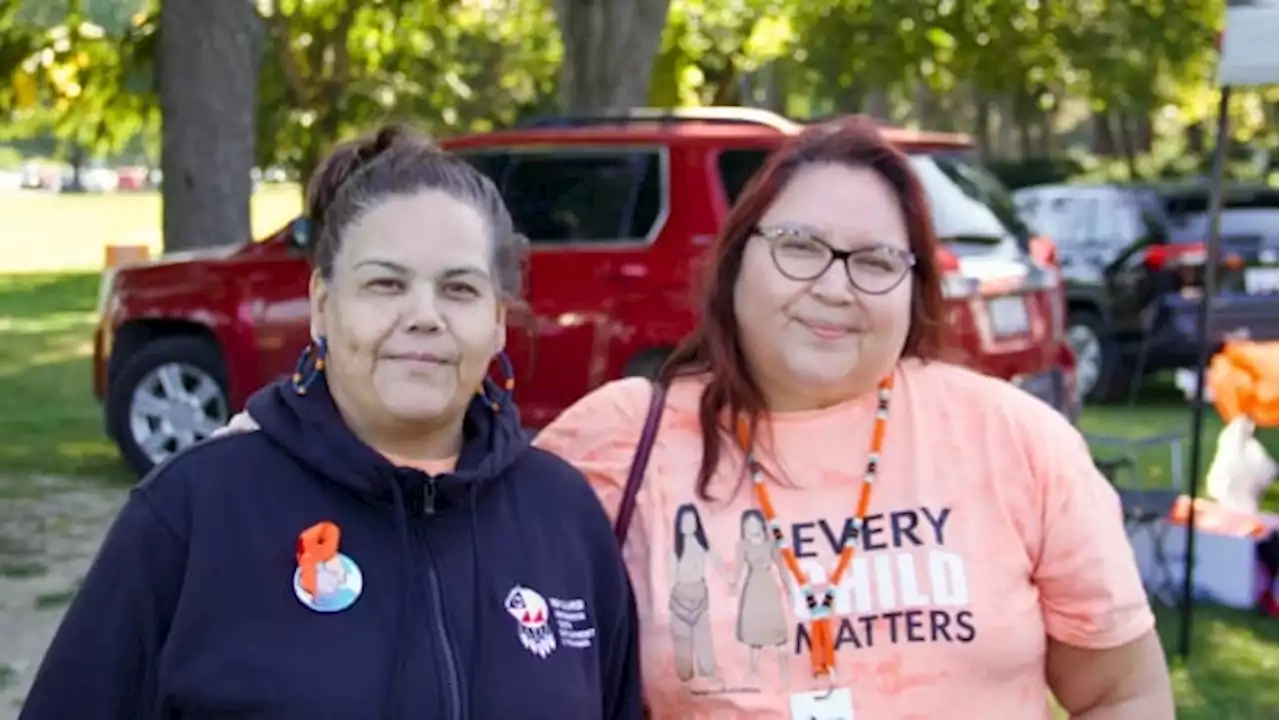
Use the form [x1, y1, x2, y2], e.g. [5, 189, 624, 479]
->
[668, 503, 725, 691]
[786, 505, 976, 656]
[731, 509, 790, 689]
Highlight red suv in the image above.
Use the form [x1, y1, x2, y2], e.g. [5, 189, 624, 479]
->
[94, 107, 1077, 474]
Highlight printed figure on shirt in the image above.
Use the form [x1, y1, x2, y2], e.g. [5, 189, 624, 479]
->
[669, 502, 724, 690]
[731, 509, 790, 689]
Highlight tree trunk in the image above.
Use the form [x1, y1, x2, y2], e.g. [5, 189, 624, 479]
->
[553, 0, 673, 114]
[1091, 112, 1118, 156]
[158, 0, 264, 252]
[971, 87, 992, 161]
[1036, 105, 1055, 155]
[1118, 112, 1139, 179]
[862, 90, 889, 121]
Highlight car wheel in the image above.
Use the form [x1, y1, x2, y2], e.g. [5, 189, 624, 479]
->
[1065, 310, 1126, 403]
[623, 348, 671, 380]
[106, 336, 230, 476]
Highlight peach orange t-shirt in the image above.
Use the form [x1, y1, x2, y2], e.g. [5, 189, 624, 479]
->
[534, 359, 1153, 720]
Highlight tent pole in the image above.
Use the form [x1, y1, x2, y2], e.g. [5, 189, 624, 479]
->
[1179, 84, 1233, 661]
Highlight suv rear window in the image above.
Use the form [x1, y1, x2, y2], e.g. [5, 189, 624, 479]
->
[715, 147, 1028, 247]
[1162, 186, 1279, 216]
[718, 149, 771, 204]
[911, 154, 1029, 245]
[1160, 186, 1280, 245]
[494, 150, 664, 244]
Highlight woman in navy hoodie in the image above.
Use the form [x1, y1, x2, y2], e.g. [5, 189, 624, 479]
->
[21, 125, 643, 720]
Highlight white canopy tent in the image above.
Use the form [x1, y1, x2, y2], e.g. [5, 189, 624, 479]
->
[1179, 0, 1279, 659]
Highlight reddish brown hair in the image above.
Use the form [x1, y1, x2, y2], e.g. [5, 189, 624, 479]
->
[660, 115, 948, 500]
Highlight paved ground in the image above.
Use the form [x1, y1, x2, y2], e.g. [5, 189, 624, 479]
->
[0, 474, 126, 718]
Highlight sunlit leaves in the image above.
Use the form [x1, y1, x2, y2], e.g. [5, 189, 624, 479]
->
[0, 0, 156, 156]
[0, 0, 1273, 177]
[256, 0, 560, 179]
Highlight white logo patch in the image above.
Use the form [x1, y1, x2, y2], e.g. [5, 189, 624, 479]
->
[505, 585, 557, 658]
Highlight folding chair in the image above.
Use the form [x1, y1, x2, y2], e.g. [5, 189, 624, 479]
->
[1088, 431, 1185, 608]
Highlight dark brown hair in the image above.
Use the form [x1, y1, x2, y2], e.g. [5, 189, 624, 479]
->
[303, 123, 526, 300]
[660, 114, 948, 500]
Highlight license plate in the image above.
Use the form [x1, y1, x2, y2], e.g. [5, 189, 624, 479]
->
[987, 296, 1030, 337]
[1244, 267, 1280, 294]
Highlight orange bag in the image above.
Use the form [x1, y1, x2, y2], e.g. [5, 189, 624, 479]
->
[1208, 341, 1280, 428]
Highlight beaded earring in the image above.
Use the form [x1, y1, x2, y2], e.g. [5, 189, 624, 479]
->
[292, 336, 328, 395]
[478, 351, 516, 411]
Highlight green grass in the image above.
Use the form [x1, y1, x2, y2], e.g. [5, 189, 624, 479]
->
[0, 186, 300, 475]
[0, 213, 1276, 715]
[1047, 602, 1278, 719]
[0, 272, 127, 480]
[1153, 603, 1279, 720]
[1080, 386, 1280, 514]
[0, 185, 301, 272]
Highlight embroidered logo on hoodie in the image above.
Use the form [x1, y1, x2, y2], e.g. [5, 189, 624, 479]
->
[505, 585, 557, 658]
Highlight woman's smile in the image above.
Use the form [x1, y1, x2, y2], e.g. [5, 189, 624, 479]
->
[792, 316, 860, 341]
[382, 350, 455, 367]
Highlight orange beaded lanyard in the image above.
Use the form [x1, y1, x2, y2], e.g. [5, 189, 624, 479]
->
[734, 374, 894, 683]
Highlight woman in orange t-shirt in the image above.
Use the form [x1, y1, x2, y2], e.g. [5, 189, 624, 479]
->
[534, 116, 1174, 719]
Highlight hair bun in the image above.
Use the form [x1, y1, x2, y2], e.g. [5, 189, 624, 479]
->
[359, 122, 438, 161]
[373, 124, 407, 153]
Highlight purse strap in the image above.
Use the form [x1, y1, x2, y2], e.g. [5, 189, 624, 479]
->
[613, 381, 667, 545]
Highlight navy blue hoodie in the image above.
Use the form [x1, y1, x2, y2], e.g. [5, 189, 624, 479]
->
[21, 379, 643, 720]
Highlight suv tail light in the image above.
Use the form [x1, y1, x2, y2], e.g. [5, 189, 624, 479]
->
[1029, 235, 1059, 268]
[1028, 235, 1065, 339]
[1143, 241, 1249, 293]
[937, 246, 979, 299]
[1144, 242, 1206, 269]
[1057, 342, 1081, 420]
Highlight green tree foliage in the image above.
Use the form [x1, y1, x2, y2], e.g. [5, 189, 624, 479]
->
[0, 0, 1274, 183]
[0, 0, 154, 161]
[256, 0, 561, 183]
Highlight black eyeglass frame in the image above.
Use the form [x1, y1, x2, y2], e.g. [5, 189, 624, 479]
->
[754, 225, 918, 296]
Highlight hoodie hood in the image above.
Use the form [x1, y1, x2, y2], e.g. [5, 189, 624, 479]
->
[247, 376, 528, 508]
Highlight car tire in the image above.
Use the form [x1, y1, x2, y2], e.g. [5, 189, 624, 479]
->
[1066, 310, 1127, 403]
[623, 348, 671, 380]
[106, 336, 231, 477]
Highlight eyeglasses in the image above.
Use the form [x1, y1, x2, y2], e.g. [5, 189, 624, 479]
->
[755, 226, 916, 295]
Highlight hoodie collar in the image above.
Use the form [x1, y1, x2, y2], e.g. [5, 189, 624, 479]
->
[247, 376, 528, 508]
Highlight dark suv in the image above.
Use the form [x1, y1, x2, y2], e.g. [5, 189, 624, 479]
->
[1014, 181, 1279, 401]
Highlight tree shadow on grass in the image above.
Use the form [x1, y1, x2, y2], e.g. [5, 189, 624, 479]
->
[1156, 603, 1280, 719]
[0, 273, 101, 319]
[0, 271, 132, 483]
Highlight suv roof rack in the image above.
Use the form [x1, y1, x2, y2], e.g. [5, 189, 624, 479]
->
[515, 106, 796, 132]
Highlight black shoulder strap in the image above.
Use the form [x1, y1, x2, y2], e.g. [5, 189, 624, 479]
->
[613, 382, 667, 545]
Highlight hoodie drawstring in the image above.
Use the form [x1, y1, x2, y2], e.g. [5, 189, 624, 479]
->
[460, 373, 516, 712]
[382, 477, 414, 720]
[465, 485, 485, 714]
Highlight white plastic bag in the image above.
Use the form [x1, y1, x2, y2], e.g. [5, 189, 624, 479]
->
[1205, 415, 1278, 513]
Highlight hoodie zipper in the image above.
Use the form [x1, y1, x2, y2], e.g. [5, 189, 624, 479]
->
[414, 480, 464, 720]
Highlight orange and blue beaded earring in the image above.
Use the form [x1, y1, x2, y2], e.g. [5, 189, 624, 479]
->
[292, 336, 328, 395]
[478, 351, 516, 411]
